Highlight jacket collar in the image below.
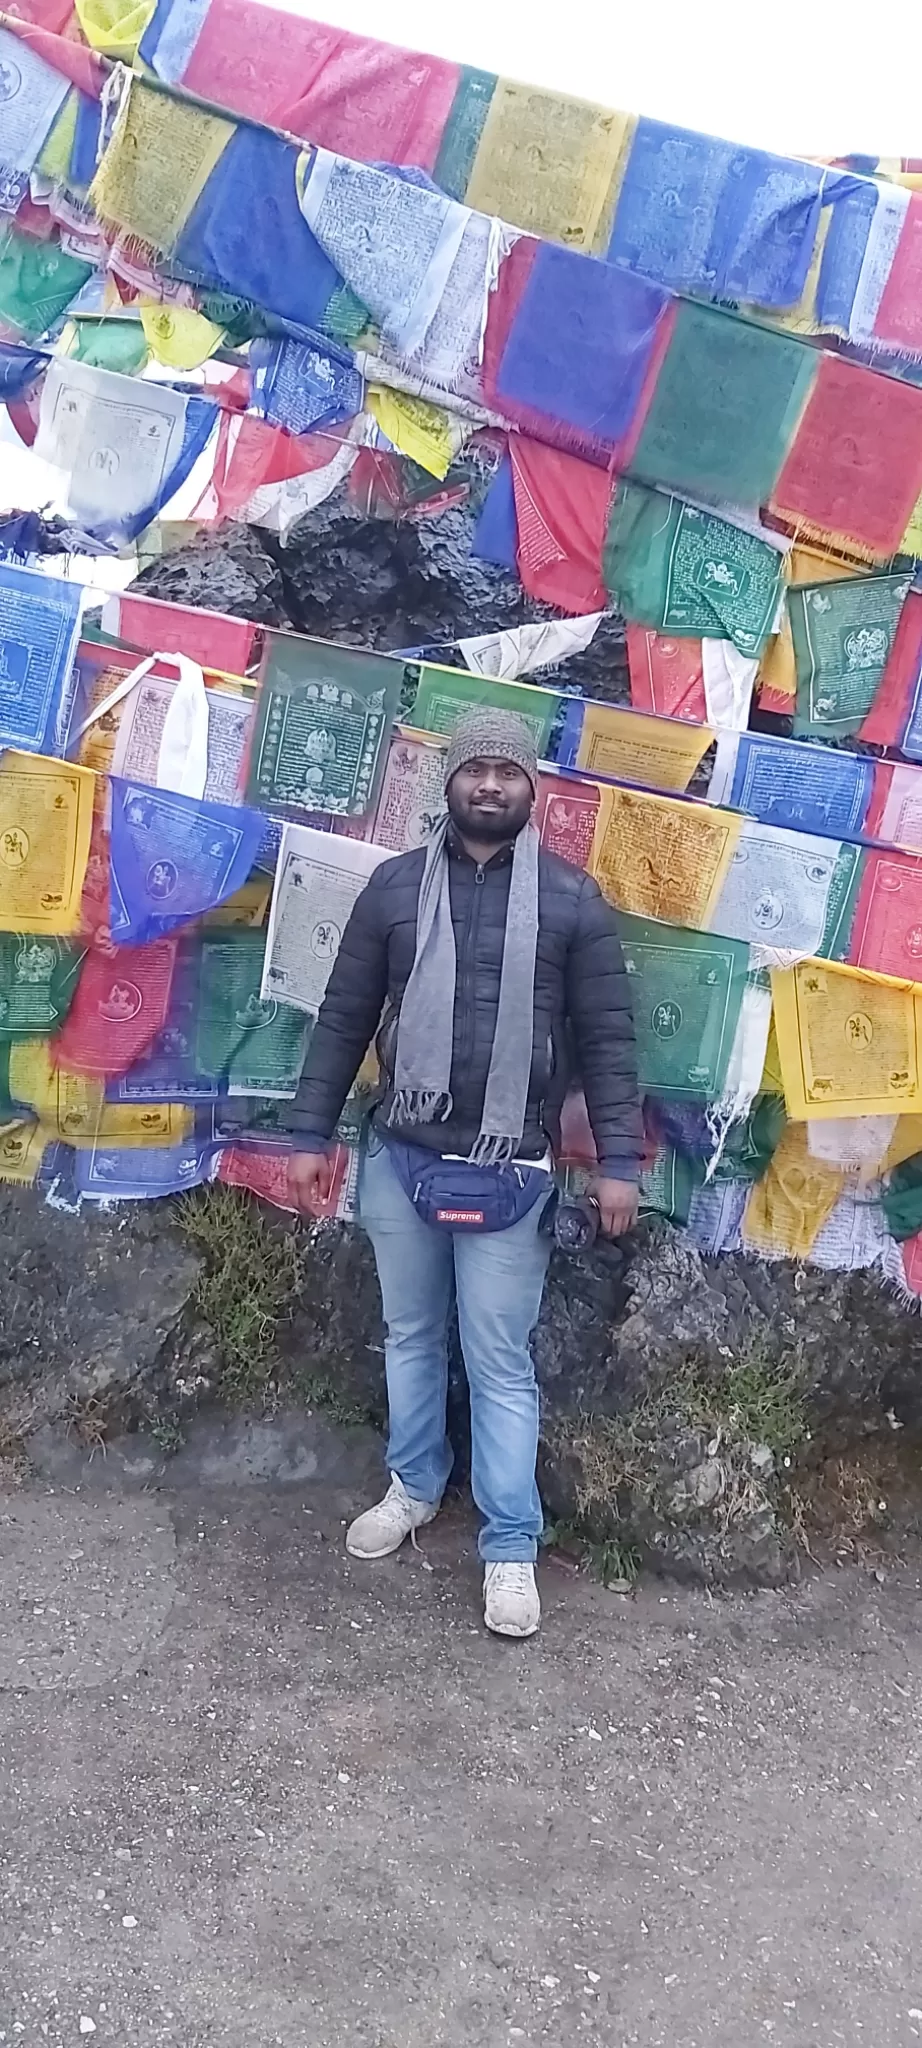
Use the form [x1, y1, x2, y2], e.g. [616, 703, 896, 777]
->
[445, 821, 518, 870]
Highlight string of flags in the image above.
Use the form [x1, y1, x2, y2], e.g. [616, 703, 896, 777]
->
[2, 5, 922, 1299]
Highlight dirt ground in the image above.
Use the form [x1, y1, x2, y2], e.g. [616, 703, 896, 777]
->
[3, 1429, 922, 2048]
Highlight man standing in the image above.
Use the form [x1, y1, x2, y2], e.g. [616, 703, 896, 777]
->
[287, 708, 642, 1638]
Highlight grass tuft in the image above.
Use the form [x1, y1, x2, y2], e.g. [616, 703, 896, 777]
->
[178, 1183, 299, 1404]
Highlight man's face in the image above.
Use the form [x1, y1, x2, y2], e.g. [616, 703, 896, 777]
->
[446, 756, 534, 841]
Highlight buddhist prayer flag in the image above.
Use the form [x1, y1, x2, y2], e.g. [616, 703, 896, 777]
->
[590, 783, 742, 928]
[0, 751, 94, 935]
[246, 633, 402, 822]
[108, 779, 265, 944]
[618, 913, 749, 1098]
[708, 730, 875, 838]
[0, 562, 82, 754]
[0, 934, 82, 1037]
[408, 664, 562, 753]
[790, 573, 911, 739]
[556, 698, 712, 793]
[604, 480, 786, 657]
[771, 958, 922, 1120]
[631, 301, 816, 508]
[194, 929, 311, 1095]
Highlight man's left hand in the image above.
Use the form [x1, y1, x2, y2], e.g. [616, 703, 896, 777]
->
[589, 1176, 639, 1237]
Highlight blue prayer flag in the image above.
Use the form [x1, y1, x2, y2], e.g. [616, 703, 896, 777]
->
[249, 337, 363, 437]
[174, 125, 342, 335]
[607, 119, 824, 308]
[471, 457, 518, 571]
[715, 732, 875, 837]
[0, 561, 82, 753]
[108, 780, 265, 945]
[493, 241, 669, 450]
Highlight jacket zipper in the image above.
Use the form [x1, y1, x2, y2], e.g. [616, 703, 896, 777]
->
[455, 862, 485, 1081]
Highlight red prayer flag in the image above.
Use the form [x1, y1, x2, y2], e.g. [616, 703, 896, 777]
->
[557, 1088, 598, 1167]
[533, 771, 601, 868]
[53, 940, 178, 1077]
[509, 437, 612, 614]
[183, 6, 458, 170]
[873, 195, 922, 354]
[625, 625, 708, 723]
[482, 236, 539, 406]
[103, 592, 258, 677]
[220, 1140, 354, 1218]
[848, 849, 922, 980]
[770, 354, 922, 559]
[859, 588, 922, 746]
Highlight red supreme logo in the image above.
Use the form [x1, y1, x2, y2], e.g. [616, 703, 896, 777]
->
[436, 1208, 485, 1224]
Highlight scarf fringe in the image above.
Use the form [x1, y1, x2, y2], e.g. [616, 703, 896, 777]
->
[468, 1132, 516, 1168]
[385, 1088, 453, 1128]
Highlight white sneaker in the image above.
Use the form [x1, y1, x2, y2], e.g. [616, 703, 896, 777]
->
[345, 1474, 438, 1559]
[483, 1562, 541, 1638]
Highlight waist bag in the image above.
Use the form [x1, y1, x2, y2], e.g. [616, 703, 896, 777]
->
[387, 1141, 552, 1233]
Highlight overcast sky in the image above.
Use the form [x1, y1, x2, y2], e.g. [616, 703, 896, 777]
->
[305, 0, 919, 160]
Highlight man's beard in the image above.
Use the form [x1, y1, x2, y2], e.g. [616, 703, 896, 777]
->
[446, 790, 533, 841]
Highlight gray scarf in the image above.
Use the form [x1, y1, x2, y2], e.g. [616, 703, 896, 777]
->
[385, 815, 540, 1167]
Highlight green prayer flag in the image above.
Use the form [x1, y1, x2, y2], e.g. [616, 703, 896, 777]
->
[197, 291, 267, 344]
[711, 1092, 787, 1183]
[814, 842, 863, 960]
[639, 1144, 701, 1222]
[0, 228, 93, 342]
[195, 931, 312, 1096]
[0, 937, 83, 1039]
[408, 665, 562, 752]
[0, 1039, 15, 1116]
[791, 573, 912, 738]
[604, 479, 785, 656]
[632, 302, 816, 509]
[247, 633, 403, 821]
[70, 318, 150, 374]
[616, 913, 750, 1097]
[881, 1154, 922, 1243]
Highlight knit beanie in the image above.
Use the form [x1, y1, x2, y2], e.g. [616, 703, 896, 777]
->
[442, 706, 539, 794]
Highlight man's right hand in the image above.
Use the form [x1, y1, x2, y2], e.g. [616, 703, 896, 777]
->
[287, 1149, 333, 1214]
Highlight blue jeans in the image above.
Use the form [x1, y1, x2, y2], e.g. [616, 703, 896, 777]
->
[359, 1136, 552, 1562]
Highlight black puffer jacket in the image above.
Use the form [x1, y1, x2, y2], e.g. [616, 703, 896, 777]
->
[286, 832, 643, 1178]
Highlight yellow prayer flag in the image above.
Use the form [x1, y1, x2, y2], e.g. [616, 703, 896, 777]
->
[570, 701, 712, 793]
[140, 302, 225, 370]
[760, 1019, 784, 1097]
[90, 79, 235, 255]
[204, 877, 272, 928]
[902, 487, 922, 561]
[0, 753, 94, 936]
[75, 0, 155, 58]
[465, 81, 634, 253]
[7, 1039, 192, 1147]
[37, 94, 78, 184]
[10, 1038, 104, 1141]
[771, 958, 922, 1120]
[589, 785, 741, 928]
[742, 1121, 845, 1258]
[0, 1118, 48, 1186]
[368, 388, 460, 480]
[91, 1102, 195, 1148]
[883, 1113, 922, 1174]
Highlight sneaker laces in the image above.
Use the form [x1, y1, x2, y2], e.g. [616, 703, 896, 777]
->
[375, 1476, 413, 1529]
[489, 1562, 534, 1593]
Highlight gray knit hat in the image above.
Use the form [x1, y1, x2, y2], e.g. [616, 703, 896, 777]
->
[442, 706, 538, 794]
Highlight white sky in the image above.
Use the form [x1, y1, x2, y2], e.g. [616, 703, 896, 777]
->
[304, 0, 920, 160]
